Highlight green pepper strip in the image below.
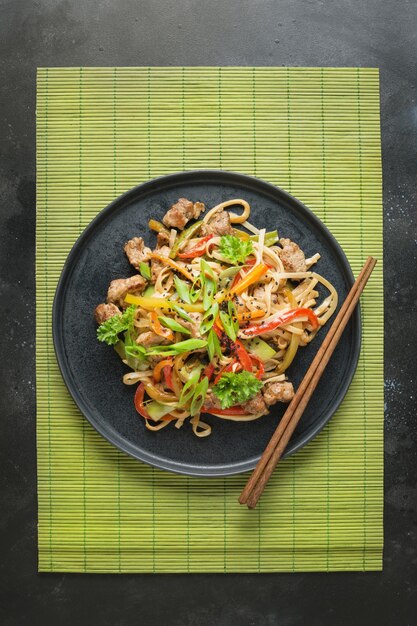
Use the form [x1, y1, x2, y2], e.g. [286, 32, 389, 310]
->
[169, 220, 203, 259]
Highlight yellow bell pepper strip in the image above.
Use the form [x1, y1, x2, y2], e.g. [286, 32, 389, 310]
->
[150, 253, 194, 282]
[150, 310, 174, 342]
[148, 219, 169, 234]
[169, 220, 203, 258]
[125, 293, 204, 312]
[276, 331, 299, 374]
[125, 293, 203, 313]
[230, 263, 270, 296]
[232, 228, 250, 241]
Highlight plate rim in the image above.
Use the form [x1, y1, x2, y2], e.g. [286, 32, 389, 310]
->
[52, 169, 361, 477]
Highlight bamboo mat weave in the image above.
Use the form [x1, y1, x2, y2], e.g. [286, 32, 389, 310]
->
[36, 67, 383, 573]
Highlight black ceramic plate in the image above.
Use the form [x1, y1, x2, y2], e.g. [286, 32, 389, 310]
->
[53, 170, 360, 477]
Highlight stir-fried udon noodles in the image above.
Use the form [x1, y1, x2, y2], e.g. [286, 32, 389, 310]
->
[95, 198, 338, 437]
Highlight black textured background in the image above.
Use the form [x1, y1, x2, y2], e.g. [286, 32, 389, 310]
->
[1, 1, 416, 624]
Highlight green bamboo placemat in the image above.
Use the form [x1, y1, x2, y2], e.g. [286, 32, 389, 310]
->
[36, 67, 383, 573]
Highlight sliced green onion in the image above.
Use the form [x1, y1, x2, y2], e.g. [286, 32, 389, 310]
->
[146, 338, 207, 356]
[207, 328, 222, 361]
[169, 220, 203, 258]
[228, 300, 239, 337]
[179, 368, 202, 406]
[139, 261, 151, 280]
[219, 310, 237, 341]
[170, 303, 194, 323]
[218, 266, 241, 289]
[174, 275, 191, 304]
[190, 376, 209, 416]
[125, 345, 147, 358]
[158, 316, 191, 335]
[203, 277, 215, 309]
[250, 230, 279, 247]
[200, 258, 217, 281]
[200, 302, 219, 335]
[189, 280, 202, 303]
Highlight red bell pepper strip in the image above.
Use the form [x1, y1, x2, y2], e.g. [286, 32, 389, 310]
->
[163, 364, 175, 392]
[204, 363, 216, 381]
[204, 406, 247, 416]
[233, 339, 253, 371]
[134, 383, 151, 419]
[240, 308, 319, 338]
[213, 361, 242, 385]
[177, 235, 214, 259]
[249, 354, 265, 379]
[135, 382, 175, 422]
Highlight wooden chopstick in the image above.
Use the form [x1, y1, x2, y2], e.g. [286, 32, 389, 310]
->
[239, 256, 377, 509]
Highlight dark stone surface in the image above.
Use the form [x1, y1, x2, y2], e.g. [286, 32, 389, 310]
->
[0, 0, 416, 624]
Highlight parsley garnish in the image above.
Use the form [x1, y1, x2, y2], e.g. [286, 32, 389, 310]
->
[212, 371, 263, 409]
[97, 305, 136, 345]
[219, 235, 254, 265]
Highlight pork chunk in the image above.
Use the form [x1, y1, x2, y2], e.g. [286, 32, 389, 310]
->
[156, 230, 171, 247]
[135, 331, 170, 348]
[162, 198, 205, 230]
[94, 302, 121, 325]
[203, 393, 223, 412]
[277, 238, 307, 272]
[124, 237, 152, 270]
[107, 275, 146, 308]
[263, 381, 295, 405]
[243, 393, 268, 415]
[201, 210, 233, 236]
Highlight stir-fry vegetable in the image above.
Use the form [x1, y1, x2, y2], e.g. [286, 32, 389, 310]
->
[124, 294, 204, 313]
[240, 308, 319, 338]
[212, 370, 263, 409]
[96, 195, 337, 438]
[219, 235, 254, 264]
[177, 235, 214, 259]
[150, 310, 175, 342]
[97, 306, 136, 345]
[169, 220, 203, 258]
[230, 263, 270, 295]
[151, 253, 194, 281]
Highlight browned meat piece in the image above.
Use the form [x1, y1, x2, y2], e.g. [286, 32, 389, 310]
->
[203, 393, 223, 412]
[135, 331, 171, 347]
[243, 393, 268, 415]
[107, 275, 146, 308]
[277, 238, 307, 272]
[156, 230, 170, 247]
[201, 210, 233, 236]
[151, 245, 170, 282]
[162, 198, 205, 230]
[178, 312, 202, 338]
[94, 302, 121, 325]
[124, 237, 152, 270]
[263, 381, 294, 406]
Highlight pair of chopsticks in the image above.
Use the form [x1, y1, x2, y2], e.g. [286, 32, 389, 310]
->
[239, 256, 377, 509]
